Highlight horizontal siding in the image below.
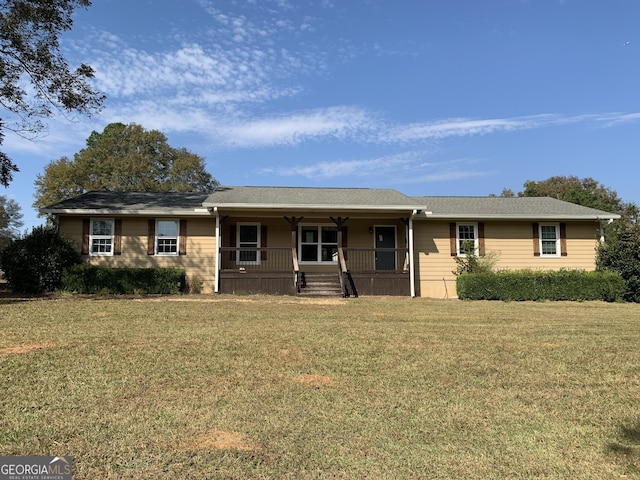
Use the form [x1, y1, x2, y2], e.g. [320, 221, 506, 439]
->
[59, 216, 218, 293]
[414, 220, 602, 299]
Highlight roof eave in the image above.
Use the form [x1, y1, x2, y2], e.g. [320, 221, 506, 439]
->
[420, 213, 621, 221]
[41, 208, 212, 216]
[204, 203, 425, 212]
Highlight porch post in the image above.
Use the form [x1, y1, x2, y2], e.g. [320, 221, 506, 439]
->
[409, 210, 417, 298]
[214, 208, 221, 293]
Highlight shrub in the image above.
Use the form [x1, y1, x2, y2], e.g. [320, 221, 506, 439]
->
[457, 269, 625, 302]
[0, 226, 81, 294]
[597, 228, 640, 302]
[62, 265, 186, 295]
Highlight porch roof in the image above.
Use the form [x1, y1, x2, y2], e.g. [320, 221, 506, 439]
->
[203, 186, 426, 213]
[412, 196, 620, 221]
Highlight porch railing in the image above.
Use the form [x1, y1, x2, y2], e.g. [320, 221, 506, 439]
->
[342, 248, 409, 272]
[220, 247, 294, 271]
[220, 247, 409, 273]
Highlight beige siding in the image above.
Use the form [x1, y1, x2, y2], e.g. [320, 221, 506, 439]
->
[414, 220, 602, 299]
[58, 216, 218, 293]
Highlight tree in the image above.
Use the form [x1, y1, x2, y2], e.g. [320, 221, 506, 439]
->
[0, 225, 80, 294]
[0, 0, 105, 186]
[519, 176, 628, 215]
[33, 123, 219, 209]
[0, 194, 23, 249]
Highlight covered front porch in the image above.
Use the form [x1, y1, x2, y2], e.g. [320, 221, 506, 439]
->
[215, 215, 414, 297]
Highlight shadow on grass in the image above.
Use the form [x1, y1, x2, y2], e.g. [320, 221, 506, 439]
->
[606, 419, 640, 475]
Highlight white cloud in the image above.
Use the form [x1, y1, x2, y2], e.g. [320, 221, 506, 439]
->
[219, 106, 375, 147]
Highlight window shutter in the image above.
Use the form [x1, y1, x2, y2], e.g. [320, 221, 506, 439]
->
[560, 223, 567, 256]
[478, 222, 485, 257]
[114, 219, 122, 256]
[449, 223, 457, 256]
[532, 223, 540, 256]
[229, 225, 236, 261]
[81, 218, 90, 255]
[179, 219, 187, 255]
[147, 219, 156, 255]
[261, 225, 268, 261]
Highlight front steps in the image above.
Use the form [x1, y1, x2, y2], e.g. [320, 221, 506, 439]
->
[299, 272, 343, 297]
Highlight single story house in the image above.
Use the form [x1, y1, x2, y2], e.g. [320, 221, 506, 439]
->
[41, 186, 620, 298]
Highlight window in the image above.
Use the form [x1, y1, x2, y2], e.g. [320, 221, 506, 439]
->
[156, 219, 179, 255]
[456, 223, 478, 256]
[237, 223, 260, 264]
[90, 219, 114, 256]
[300, 225, 338, 263]
[540, 223, 560, 257]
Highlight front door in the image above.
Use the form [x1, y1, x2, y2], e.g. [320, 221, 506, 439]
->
[375, 226, 396, 270]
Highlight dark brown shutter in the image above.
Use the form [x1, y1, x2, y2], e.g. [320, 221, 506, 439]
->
[147, 219, 156, 255]
[260, 225, 268, 261]
[532, 223, 540, 257]
[560, 223, 567, 256]
[114, 219, 122, 255]
[179, 219, 187, 255]
[81, 218, 90, 255]
[229, 225, 236, 261]
[449, 223, 457, 256]
[478, 222, 485, 257]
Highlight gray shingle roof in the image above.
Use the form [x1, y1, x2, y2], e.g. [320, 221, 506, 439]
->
[43, 191, 210, 213]
[203, 186, 422, 209]
[412, 196, 620, 220]
[40, 188, 620, 221]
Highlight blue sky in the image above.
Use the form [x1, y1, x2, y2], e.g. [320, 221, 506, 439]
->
[4, 0, 640, 229]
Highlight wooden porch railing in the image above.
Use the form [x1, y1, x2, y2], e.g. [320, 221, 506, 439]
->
[342, 248, 409, 272]
[220, 247, 302, 293]
[220, 247, 409, 273]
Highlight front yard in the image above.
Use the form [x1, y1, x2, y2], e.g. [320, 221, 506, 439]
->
[1, 295, 638, 479]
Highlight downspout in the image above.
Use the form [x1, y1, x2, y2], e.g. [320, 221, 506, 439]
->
[409, 210, 417, 298]
[214, 207, 220, 293]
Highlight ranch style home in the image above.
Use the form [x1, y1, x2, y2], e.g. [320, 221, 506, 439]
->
[41, 186, 620, 298]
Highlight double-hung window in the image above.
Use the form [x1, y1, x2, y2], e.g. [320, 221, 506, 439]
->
[300, 225, 338, 263]
[90, 219, 114, 256]
[540, 223, 560, 257]
[156, 219, 179, 255]
[456, 223, 478, 256]
[237, 223, 260, 264]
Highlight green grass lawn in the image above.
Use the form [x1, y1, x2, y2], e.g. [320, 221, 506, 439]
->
[1, 295, 639, 479]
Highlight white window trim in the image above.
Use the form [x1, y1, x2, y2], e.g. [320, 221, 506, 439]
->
[456, 222, 478, 257]
[89, 218, 114, 257]
[539, 222, 561, 258]
[236, 222, 261, 265]
[155, 219, 180, 256]
[299, 224, 338, 265]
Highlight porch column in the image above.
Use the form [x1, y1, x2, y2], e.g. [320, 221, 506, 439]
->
[214, 209, 221, 293]
[330, 216, 349, 251]
[409, 211, 417, 298]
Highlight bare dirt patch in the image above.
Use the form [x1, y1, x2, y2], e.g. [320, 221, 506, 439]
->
[191, 430, 259, 451]
[293, 374, 335, 388]
[0, 342, 54, 357]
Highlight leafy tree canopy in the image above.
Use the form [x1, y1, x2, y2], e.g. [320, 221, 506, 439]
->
[0, 194, 23, 249]
[33, 122, 219, 209]
[0, 0, 105, 186]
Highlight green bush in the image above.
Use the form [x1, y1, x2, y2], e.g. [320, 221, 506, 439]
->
[456, 269, 625, 302]
[62, 265, 186, 295]
[597, 228, 640, 302]
[0, 226, 81, 294]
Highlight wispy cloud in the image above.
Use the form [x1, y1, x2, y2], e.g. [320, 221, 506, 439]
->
[219, 106, 375, 147]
